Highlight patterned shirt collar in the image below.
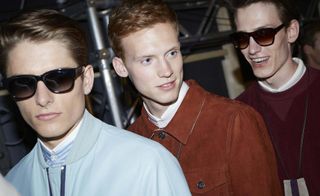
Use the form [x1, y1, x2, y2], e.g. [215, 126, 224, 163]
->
[39, 116, 83, 167]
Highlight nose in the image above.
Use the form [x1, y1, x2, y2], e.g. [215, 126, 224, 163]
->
[158, 58, 173, 78]
[34, 81, 53, 107]
[248, 36, 262, 54]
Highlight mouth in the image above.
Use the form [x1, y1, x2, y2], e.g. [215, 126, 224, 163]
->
[158, 80, 176, 90]
[36, 112, 60, 121]
[251, 56, 269, 64]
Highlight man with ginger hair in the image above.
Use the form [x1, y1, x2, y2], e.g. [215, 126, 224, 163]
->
[109, 0, 282, 195]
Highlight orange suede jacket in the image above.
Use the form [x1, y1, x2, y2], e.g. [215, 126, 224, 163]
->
[129, 80, 282, 196]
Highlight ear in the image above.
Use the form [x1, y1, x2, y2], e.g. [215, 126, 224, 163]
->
[112, 57, 129, 77]
[82, 64, 94, 95]
[286, 19, 300, 43]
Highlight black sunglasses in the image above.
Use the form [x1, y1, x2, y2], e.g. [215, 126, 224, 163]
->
[3, 66, 84, 101]
[230, 24, 285, 49]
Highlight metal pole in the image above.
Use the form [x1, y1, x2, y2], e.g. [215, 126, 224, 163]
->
[196, 0, 217, 36]
[86, 0, 123, 128]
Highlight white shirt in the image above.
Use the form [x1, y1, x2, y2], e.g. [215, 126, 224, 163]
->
[258, 58, 306, 93]
[39, 116, 83, 166]
[145, 82, 189, 128]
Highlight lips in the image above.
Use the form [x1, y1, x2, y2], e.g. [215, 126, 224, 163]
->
[158, 80, 176, 90]
[36, 112, 60, 121]
[251, 56, 269, 64]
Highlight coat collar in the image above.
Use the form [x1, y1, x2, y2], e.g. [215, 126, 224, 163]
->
[37, 110, 102, 168]
[140, 80, 206, 144]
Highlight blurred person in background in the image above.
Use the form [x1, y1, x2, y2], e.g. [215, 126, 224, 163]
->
[300, 20, 320, 70]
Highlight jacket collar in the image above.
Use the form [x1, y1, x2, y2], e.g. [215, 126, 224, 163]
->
[37, 110, 102, 168]
[145, 82, 189, 128]
[140, 80, 206, 144]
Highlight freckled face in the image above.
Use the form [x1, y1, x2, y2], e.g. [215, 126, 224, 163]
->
[114, 22, 183, 116]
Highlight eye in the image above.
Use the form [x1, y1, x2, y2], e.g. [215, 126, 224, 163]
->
[255, 28, 274, 37]
[167, 50, 179, 58]
[141, 57, 152, 65]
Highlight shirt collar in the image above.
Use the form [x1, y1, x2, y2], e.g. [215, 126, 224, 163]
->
[258, 58, 306, 92]
[144, 82, 189, 129]
[39, 116, 84, 167]
[140, 80, 206, 144]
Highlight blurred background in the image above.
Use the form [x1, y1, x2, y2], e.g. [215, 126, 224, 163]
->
[0, 0, 319, 175]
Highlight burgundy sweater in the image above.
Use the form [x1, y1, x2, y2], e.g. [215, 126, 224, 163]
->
[237, 67, 320, 196]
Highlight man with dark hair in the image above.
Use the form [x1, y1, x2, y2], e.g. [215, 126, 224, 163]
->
[230, 0, 320, 195]
[1, 9, 191, 196]
[109, 0, 282, 195]
[301, 20, 320, 70]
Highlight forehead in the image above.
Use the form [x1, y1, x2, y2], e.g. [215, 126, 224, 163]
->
[235, 2, 281, 31]
[120, 22, 179, 57]
[7, 40, 75, 76]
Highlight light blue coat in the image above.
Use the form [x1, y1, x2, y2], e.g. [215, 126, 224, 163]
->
[6, 110, 191, 196]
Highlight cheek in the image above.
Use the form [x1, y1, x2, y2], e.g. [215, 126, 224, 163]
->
[240, 48, 248, 55]
[176, 58, 183, 69]
[176, 63, 184, 77]
[16, 101, 33, 123]
[130, 74, 149, 89]
[129, 67, 153, 83]
[273, 41, 290, 59]
[68, 85, 86, 105]
[241, 49, 251, 61]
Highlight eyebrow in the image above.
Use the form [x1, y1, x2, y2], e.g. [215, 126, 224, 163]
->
[134, 44, 180, 61]
[166, 44, 180, 53]
[237, 24, 280, 33]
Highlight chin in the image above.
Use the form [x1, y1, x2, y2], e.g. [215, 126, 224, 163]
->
[39, 131, 68, 142]
[253, 69, 273, 79]
[161, 95, 179, 105]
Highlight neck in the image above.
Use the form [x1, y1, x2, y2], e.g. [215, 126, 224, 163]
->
[39, 119, 82, 150]
[143, 99, 172, 118]
[263, 59, 299, 89]
[40, 134, 69, 150]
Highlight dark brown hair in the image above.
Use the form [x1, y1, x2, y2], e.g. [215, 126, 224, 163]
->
[230, 0, 300, 27]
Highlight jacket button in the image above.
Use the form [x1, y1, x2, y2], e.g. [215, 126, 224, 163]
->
[158, 131, 166, 140]
[197, 180, 205, 189]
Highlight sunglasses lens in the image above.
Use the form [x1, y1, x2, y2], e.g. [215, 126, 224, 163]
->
[231, 24, 284, 49]
[231, 33, 249, 49]
[44, 69, 76, 93]
[6, 77, 37, 100]
[4, 67, 82, 101]
[253, 28, 275, 46]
